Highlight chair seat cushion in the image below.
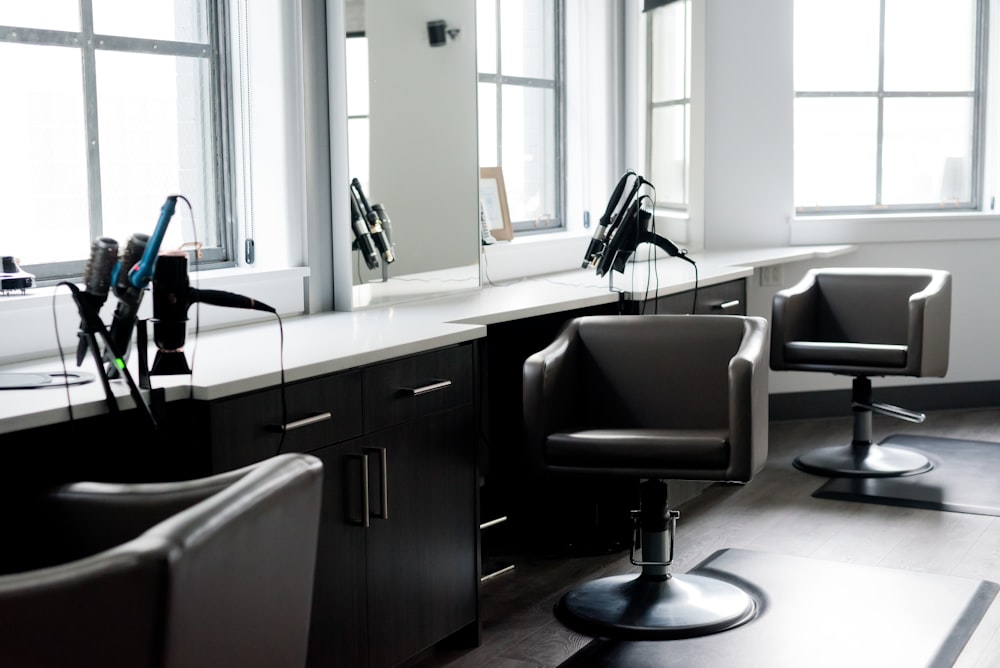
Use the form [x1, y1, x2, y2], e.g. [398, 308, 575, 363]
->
[784, 341, 907, 368]
[546, 429, 730, 470]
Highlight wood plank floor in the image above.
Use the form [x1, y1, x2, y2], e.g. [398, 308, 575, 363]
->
[422, 407, 1000, 668]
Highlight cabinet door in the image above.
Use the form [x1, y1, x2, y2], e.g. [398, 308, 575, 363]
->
[365, 406, 478, 668]
[307, 440, 370, 668]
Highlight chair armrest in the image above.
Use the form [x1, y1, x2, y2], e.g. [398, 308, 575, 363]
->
[523, 319, 584, 476]
[728, 316, 770, 481]
[0, 539, 166, 667]
[907, 269, 951, 377]
[770, 270, 820, 369]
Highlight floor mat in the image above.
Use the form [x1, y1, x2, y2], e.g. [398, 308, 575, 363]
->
[558, 547, 997, 668]
[813, 434, 1000, 516]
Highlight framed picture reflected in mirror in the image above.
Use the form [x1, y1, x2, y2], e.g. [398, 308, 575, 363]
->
[479, 167, 514, 241]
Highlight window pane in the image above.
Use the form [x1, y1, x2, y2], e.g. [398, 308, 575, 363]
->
[881, 97, 974, 205]
[347, 117, 369, 186]
[794, 0, 880, 91]
[477, 0, 497, 75]
[794, 97, 878, 208]
[649, 3, 686, 102]
[92, 0, 209, 43]
[345, 36, 369, 117]
[501, 86, 556, 224]
[500, 0, 555, 80]
[883, 0, 977, 92]
[0, 43, 90, 264]
[478, 82, 498, 167]
[96, 50, 216, 251]
[649, 105, 686, 206]
[0, 3, 79, 32]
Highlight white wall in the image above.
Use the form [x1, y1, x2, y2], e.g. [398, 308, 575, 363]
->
[365, 0, 480, 278]
[701, 0, 1000, 396]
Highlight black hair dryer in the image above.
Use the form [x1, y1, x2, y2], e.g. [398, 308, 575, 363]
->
[150, 252, 276, 376]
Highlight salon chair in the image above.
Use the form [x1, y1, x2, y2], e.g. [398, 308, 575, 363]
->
[771, 267, 951, 477]
[0, 453, 323, 668]
[523, 314, 769, 639]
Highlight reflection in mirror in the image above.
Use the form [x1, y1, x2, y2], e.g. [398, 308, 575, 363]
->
[342, 0, 480, 309]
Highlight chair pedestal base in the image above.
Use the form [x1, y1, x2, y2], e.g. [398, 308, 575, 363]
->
[793, 442, 932, 478]
[555, 572, 757, 640]
[793, 377, 933, 478]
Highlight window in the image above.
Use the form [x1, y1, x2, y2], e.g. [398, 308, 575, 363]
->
[0, 0, 236, 282]
[477, 0, 564, 233]
[794, 0, 987, 213]
[646, 0, 691, 211]
[345, 33, 369, 191]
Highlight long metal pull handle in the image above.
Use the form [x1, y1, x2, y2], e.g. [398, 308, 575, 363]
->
[712, 300, 741, 311]
[347, 452, 371, 528]
[408, 380, 452, 396]
[272, 412, 332, 432]
[364, 447, 389, 520]
[361, 452, 371, 527]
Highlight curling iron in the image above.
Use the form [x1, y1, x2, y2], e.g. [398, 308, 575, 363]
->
[351, 178, 395, 264]
[105, 196, 177, 377]
[582, 170, 639, 269]
[350, 186, 380, 270]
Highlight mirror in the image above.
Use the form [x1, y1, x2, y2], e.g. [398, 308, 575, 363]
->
[343, 0, 481, 309]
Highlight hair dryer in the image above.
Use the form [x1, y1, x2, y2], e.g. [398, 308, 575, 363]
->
[151, 252, 276, 375]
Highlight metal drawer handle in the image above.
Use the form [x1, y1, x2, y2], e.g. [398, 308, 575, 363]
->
[408, 380, 452, 396]
[713, 300, 741, 311]
[275, 411, 332, 432]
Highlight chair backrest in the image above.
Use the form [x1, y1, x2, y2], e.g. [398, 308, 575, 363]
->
[813, 271, 933, 345]
[523, 314, 770, 482]
[574, 315, 748, 430]
[771, 267, 951, 377]
[0, 453, 324, 668]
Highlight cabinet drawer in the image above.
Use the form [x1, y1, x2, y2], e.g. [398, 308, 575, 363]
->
[210, 371, 363, 471]
[694, 279, 746, 314]
[362, 344, 473, 432]
[647, 278, 746, 315]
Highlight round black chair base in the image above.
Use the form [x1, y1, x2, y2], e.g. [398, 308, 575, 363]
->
[793, 443, 932, 478]
[555, 572, 757, 640]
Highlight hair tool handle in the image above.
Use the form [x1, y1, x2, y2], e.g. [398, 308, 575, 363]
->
[106, 232, 149, 363]
[350, 186, 380, 270]
[76, 236, 120, 366]
[583, 170, 637, 268]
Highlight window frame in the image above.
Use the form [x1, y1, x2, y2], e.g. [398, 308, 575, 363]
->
[793, 0, 990, 216]
[0, 0, 238, 284]
[644, 0, 692, 213]
[477, 0, 566, 234]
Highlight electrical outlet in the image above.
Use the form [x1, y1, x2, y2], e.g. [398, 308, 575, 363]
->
[759, 265, 783, 287]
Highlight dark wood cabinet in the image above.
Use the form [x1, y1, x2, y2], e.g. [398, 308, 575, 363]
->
[205, 343, 480, 668]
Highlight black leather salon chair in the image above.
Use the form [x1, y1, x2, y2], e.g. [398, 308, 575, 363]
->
[771, 267, 951, 477]
[523, 314, 769, 639]
[0, 453, 323, 668]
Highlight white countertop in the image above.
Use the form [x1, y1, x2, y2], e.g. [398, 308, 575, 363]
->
[0, 245, 854, 435]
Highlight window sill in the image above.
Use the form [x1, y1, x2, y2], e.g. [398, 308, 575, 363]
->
[481, 230, 594, 283]
[0, 265, 309, 365]
[790, 211, 1000, 245]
